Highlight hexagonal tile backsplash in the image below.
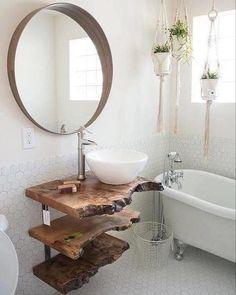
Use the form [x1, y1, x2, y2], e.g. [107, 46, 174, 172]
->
[170, 135, 235, 179]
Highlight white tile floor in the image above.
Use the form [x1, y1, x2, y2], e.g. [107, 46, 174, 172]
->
[57, 243, 236, 295]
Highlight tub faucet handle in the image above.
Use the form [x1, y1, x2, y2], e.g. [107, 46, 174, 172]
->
[177, 171, 184, 178]
[168, 152, 182, 165]
[174, 153, 182, 163]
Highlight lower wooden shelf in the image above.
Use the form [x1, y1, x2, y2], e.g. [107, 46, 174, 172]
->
[29, 208, 139, 260]
[33, 233, 129, 294]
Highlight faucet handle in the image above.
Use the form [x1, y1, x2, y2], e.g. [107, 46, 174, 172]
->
[168, 152, 182, 163]
[168, 152, 177, 160]
[176, 171, 184, 178]
[174, 153, 182, 163]
[78, 126, 92, 135]
[83, 139, 97, 146]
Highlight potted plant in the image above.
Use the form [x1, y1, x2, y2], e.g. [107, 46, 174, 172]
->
[201, 70, 219, 100]
[152, 42, 172, 76]
[169, 20, 192, 61]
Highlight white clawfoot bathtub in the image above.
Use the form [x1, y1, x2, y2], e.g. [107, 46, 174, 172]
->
[155, 170, 236, 262]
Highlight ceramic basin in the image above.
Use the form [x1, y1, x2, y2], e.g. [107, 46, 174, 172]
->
[86, 149, 148, 185]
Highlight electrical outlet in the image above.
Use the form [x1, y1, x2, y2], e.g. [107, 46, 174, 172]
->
[22, 128, 35, 149]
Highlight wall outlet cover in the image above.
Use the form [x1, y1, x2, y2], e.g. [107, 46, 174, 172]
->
[22, 128, 36, 150]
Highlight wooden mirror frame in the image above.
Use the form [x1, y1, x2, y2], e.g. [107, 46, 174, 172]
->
[7, 3, 113, 135]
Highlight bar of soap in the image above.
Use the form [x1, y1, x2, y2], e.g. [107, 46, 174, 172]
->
[58, 184, 77, 194]
[63, 180, 81, 189]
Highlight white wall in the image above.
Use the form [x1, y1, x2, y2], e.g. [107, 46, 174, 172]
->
[169, 0, 235, 178]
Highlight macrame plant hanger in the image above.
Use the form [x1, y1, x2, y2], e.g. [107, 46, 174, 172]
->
[152, 0, 171, 133]
[172, 0, 189, 134]
[201, 0, 220, 159]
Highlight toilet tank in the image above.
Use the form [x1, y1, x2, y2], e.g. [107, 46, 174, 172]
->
[0, 214, 19, 295]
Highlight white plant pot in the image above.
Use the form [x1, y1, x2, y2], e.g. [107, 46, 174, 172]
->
[171, 36, 186, 58]
[152, 52, 172, 76]
[201, 79, 219, 101]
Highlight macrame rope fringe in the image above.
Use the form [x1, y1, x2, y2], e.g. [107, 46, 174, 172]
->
[157, 76, 165, 133]
[155, 0, 169, 133]
[203, 0, 219, 159]
[204, 100, 213, 159]
[173, 1, 188, 134]
[174, 0, 188, 22]
[174, 59, 181, 134]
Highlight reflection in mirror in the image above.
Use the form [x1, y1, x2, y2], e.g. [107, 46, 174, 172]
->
[15, 10, 103, 134]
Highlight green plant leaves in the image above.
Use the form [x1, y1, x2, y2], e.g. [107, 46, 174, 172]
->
[169, 20, 192, 62]
[202, 70, 219, 79]
[153, 42, 170, 53]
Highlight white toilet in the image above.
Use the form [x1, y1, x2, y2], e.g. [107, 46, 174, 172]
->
[0, 215, 19, 295]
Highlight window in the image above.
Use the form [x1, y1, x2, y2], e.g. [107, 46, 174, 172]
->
[69, 37, 103, 101]
[192, 10, 235, 103]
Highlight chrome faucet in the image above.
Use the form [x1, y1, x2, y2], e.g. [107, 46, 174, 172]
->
[60, 124, 66, 134]
[77, 126, 97, 180]
[162, 152, 183, 189]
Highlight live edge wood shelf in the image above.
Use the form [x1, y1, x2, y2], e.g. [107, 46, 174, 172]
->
[26, 175, 163, 294]
[29, 208, 140, 260]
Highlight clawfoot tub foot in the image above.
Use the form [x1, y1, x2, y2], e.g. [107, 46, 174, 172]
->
[174, 239, 187, 261]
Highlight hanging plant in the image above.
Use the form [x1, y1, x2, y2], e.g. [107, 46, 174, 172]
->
[152, 42, 172, 76]
[200, 1, 220, 159]
[153, 43, 170, 53]
[151, 0, 171, 133]
[170, 0, 192, 134]
[201, 70, 219, 100]
[169, 19, 192, 61]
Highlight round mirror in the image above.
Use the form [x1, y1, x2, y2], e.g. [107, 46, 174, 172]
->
[8, 3, 113, 134]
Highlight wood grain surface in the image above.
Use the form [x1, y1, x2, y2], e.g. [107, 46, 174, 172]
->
[33, 233, 129, 294]
[29, 208, 140, 259]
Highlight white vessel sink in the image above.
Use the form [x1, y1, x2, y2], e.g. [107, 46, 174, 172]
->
[86, 149, 148, 185]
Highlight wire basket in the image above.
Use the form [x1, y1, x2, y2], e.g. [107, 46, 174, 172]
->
[133, 222, 173, 270]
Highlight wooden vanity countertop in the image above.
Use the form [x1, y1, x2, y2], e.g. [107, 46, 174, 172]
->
[26, 174, 163, 219]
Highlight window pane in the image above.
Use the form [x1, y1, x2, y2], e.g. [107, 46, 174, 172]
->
[87, 86, 97, 99]
[218, 12, 235, 38]
[69, 37, 103, 101]
[97, 86, 102, 97]
[218, 38, 235, 60]
[87, 71, 97, 85]
[87, 55, 97, 70]
[77, 56, 87, 71]
[220, 61, 235, 82]
[220, 82, 235, 102]
[96, 71, 103, 85]
[76, 72, 86, 86]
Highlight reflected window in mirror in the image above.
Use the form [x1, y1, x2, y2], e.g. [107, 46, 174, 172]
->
[69, 37, 103, 101]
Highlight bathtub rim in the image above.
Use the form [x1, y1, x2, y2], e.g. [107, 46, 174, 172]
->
[154, 169, 236, 220]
